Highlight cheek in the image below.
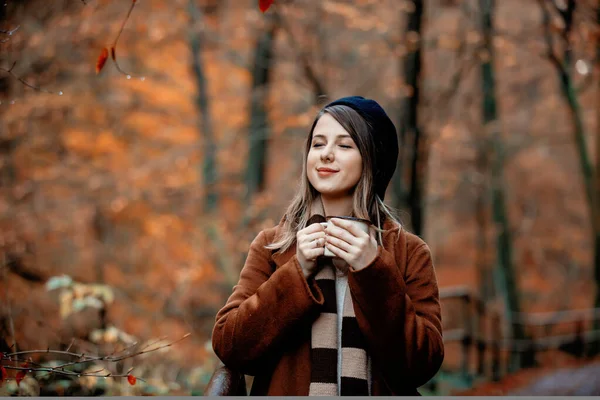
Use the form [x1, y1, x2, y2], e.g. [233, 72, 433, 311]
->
[306, 152, 318, 169]
[306, 153, 318, 180]
[349, 155, 363, 177]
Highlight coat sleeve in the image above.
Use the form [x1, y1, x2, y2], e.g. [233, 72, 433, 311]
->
[212, 230, 324, 375]
[347, 239, 444, 392]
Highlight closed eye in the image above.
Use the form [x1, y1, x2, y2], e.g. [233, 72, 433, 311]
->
[312, 143, 353, 149]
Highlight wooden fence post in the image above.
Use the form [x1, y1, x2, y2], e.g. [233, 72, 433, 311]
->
[574, 319, 585, 358]
[491, 312, 501, 382]
[476, 298, 486, 376]
[460, 293, 473, 379]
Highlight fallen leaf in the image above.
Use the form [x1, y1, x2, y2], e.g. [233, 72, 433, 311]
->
[15, 370, 25, 386]
[259, 0, 274, 13]
[96, 47, 109, 74]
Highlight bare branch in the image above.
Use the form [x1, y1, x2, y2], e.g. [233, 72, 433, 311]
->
[64, 338, 75, 353]
[1, 333, 190, 381]
[274, 6, 327, 100]
[0, 25, 20, 43]
[109, 0, 143, 78]
[3, 363, 147, 383]
[0, 62, 62, 95]
[538, 0, 566, 71]
[425, 3, 480, 130]
[0, 26, 20, 35]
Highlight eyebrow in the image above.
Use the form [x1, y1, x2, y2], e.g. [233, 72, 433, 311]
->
[312, 134, 352, 140]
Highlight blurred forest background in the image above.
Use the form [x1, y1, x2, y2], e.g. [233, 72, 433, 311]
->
[1, 0, 600, 396]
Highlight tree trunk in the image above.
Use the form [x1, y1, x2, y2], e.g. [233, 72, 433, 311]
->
[479, 0, 528, 371]
[188, 0, 218, 213]
[245, 13, 278, 202]
[392, 0, 425, 236]
[554, 0, 576, 73]
[592, 0, 600, 356]
[543, 0, 600, 348]
[552, 16, 593, 214]
[475, 143, 494, 303]
[539, 0, 599, 355]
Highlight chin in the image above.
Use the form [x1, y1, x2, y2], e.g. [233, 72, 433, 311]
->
[309, 178, 354, 197]
[315, 187, 353, 198]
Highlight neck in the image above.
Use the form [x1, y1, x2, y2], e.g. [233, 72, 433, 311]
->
[317, 195, 354, 217]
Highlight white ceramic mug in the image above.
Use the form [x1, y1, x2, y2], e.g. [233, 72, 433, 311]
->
[320, 217, 370, 258]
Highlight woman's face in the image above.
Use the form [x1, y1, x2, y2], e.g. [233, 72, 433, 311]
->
[307, 113, 363, 198]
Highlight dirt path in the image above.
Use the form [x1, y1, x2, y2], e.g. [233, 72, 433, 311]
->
[509, 362, 600, 395]
[454, 355, 600, 396]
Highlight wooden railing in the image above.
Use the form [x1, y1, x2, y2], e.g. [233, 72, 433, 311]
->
[424, 285, 600, 393]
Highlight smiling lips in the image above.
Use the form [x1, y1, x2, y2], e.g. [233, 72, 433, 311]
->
[317, 168, 339, 176]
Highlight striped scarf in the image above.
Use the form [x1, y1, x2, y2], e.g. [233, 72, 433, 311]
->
[309, 260, 369, 396]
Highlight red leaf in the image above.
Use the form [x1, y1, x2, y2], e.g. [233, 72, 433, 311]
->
[127, 374, 136, 385]
[96, 47, 109, 74]
[259, 0, 274, 13]
[15, 370, 25, 386]
[0, 366, 7, 384]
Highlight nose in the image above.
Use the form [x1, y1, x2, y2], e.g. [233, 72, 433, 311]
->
[320, 145, 334, 162]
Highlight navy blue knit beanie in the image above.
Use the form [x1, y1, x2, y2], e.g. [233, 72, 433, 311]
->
[324, 96, 399, 200]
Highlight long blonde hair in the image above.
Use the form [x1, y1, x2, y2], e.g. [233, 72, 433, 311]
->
[264, 105, 403, 255]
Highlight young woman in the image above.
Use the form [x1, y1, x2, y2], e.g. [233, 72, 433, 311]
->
[212, 96, 444, 396]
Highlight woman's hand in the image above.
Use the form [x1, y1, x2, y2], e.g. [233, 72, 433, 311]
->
[324, 218, 378, 271]
[296, 222, 327, 278]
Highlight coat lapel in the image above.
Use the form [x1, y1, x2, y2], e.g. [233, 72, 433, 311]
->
[271, 244, 295, 269]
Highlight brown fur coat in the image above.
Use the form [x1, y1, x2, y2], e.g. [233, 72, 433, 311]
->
[212, 216, 444, 395]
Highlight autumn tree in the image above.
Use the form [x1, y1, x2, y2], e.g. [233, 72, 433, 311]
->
[478, 0, 529, 371]
[390, 0, 426, 237]
[188, 0, 218, 213]
[536, 0, 600, 354]
[595, 0, 600, 355]
[245, 11, 279, 201]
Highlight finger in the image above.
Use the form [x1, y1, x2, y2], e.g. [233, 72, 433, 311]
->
[306, 247, 325, 260]
[304, 231, 327, 243]
[325, 234, 353, 253]
[369, 228, 378, 243]
[304, 222, 327, 234]
[301, 237, 325, 253]
[325, 241, 349, 260]
[329, 218, 368, 238]
[312, 237, 325, 248]
[324, 222, 355, 246]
